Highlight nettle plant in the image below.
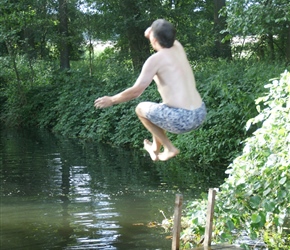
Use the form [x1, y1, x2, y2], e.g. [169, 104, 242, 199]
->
[183, 71, 290, 249]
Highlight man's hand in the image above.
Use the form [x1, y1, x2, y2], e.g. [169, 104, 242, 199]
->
[144, 27, 152, 39]
[94, 96, 113, 109]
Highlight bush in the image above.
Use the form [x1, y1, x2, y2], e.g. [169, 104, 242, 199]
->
[0, 55, 56, 126]
[182, 71, 290, 249]
[172, 59, 286, 164]
[1, 50, 288, 165]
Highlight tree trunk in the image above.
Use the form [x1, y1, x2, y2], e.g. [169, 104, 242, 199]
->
[120, 0, 151, 70]
[286, 25, 290, 62]
[127, 28, 150, 70]
[88, 39, 94, 77]
[213, 0, 232, 59]
[268, 34, 275, 61]
[59, 0, 70, 70]
[5, 41, 21, 84]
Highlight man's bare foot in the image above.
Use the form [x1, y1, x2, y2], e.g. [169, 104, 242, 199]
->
[158, 148, 180, 161]
[143, 139, 159, 161]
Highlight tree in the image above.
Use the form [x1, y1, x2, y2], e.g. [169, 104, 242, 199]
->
[58, 0, 70, 69]
[87, 0, 231, 67]
[0, 0, 32, 85]
[90, 0, 154, 70]
[213, 0, 232, 59]
[225, 0, 290, 61]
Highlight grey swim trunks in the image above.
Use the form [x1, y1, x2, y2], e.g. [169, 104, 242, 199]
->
[145, 102, 207, 134]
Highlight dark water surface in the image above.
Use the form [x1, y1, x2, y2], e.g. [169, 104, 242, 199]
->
[0, 128, 225, 250]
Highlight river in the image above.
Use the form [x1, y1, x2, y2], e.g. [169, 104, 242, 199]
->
[0, 128, 226, 250]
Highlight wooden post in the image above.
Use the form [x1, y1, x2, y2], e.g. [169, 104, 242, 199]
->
[204, 188, 216, 247]
[172, 194, 183, 250]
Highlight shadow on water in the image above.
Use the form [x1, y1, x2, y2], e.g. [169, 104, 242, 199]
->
[0, 128, 227, 250]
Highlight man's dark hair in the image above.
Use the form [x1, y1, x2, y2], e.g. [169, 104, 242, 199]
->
[151, 19, 176, 48]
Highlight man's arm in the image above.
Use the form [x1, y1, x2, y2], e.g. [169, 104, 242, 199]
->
[144, 27, 152, 39]
[94, 55, 158, 109]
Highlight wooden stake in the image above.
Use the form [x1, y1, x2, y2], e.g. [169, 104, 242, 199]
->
[172, 194, 183, 250]
[204, 188, 216, 247]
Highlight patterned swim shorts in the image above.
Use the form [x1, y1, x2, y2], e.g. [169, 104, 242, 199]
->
[145, 102, 207, 134]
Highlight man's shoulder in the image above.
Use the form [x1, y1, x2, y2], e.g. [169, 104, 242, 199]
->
[142, 53, 161, 73]
[146, 52, 162, 64]
[173, 40, 185, 52]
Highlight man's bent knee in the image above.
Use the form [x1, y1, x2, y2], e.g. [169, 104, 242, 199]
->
[135, 102, 150, 117]
[135, 103, 142, 116]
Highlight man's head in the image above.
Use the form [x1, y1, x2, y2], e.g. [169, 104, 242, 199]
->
[150, 19, 176, 48]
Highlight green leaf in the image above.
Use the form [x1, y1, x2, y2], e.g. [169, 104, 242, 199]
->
[263, 187, 271, 196]
[250, 229, 258, 240]
[279, 177, 287, 185]
[263, 200, 276, 212]
[251, 213, 261, 224]
[249, 195, 261, 209]
[277, 190, 287, 200]
[226, 219, 235, 231]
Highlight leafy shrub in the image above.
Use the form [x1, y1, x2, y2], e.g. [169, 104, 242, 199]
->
[1, 49, 288, 165]
[0, 56, 56, 126]
[171, 59, 286, 164]
[182, 71, 290, 249]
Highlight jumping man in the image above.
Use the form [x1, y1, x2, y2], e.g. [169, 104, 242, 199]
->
[94, 19, 206, 161]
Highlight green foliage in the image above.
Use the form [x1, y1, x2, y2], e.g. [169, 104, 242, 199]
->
[225, 0, 290, 36]
[1, 47, 288, 166]
[224, 0, 290, 61]
[77, 0, 226, 64]
[0, 55, 55, 125]
[172, 59, 286, 164]
[183, 71, 290, 249]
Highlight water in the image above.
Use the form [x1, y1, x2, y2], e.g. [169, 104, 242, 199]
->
[0, 128, 225, 250]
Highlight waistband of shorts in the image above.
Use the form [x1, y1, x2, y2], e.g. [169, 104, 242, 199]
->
[162, 102, 205, 111]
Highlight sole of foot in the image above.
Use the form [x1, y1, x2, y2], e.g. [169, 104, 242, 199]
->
[143, 139, 159, 161]
[158, 149, 179, 161]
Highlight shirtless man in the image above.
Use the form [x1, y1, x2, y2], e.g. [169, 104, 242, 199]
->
[94, 19, 206, 161]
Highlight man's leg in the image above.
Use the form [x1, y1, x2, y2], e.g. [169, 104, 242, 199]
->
[144, 126, 164, 154]
[135, 103, 179, 161]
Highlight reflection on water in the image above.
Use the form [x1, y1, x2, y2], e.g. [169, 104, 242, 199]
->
[0, 128, 226, 250]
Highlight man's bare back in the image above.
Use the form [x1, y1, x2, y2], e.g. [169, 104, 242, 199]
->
[149, 41, 202, 110]
[94, 19, 206, 161]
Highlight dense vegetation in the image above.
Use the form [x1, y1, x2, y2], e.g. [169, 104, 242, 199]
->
[0, 55, 286, 164]
[182, 72, 290, 249]
[1, 0, 289, 249]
